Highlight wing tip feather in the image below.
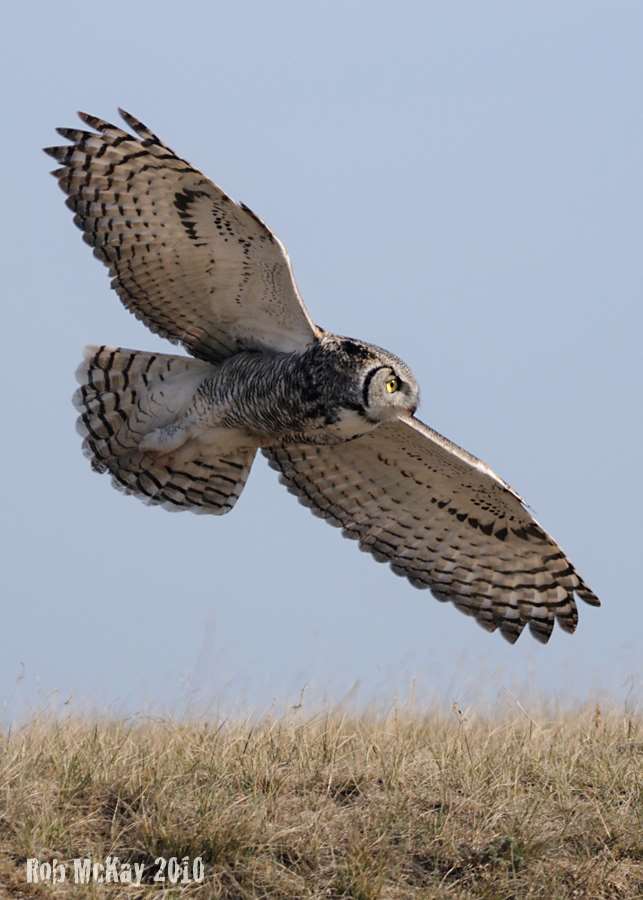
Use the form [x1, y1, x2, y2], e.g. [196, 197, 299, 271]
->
[77, 110, 110, 131]
[118, 107, 161, 143]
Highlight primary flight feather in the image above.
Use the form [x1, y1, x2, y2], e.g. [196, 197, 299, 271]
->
[45, 110, 600, 644]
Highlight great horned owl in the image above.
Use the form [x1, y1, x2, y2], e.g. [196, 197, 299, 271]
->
[45, 110, 600, 644]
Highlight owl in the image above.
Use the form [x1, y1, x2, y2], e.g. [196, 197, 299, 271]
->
[45, 110, 600, 644]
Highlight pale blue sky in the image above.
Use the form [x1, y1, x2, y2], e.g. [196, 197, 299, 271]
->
[1, 1, 641, 720]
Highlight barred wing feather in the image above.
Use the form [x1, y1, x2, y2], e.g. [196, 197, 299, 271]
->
[264, 416, 599, 643]
[45, 110, 318, 361]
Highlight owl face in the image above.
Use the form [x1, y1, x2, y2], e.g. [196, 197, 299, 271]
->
[360, 354, 419, 422]
[328, 336, 419, 424]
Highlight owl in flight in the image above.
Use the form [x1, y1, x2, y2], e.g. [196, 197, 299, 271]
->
[45, 110, 600, 644]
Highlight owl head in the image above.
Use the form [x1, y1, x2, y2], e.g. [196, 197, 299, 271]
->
[332, 336, 420, 423]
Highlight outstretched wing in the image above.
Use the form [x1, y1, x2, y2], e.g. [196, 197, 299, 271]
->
[264, 417, 600, 643]
[45, 110, 319, 361]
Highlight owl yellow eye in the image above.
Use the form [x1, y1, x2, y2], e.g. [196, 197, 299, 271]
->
[385, 376, 399, 394]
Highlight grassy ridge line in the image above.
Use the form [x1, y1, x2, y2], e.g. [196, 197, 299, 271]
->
[0, 708, 641, 898]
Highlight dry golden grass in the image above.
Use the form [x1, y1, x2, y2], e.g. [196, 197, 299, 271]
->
[0, 705, 640, 898]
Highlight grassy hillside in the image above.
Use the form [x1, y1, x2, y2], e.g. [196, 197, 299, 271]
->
[0, 706, 640, 898]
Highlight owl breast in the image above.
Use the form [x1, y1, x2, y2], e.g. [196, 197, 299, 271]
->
[197, 349, 377, 448]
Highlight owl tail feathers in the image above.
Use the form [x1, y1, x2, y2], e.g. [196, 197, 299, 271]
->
[73, 345, 256, 514]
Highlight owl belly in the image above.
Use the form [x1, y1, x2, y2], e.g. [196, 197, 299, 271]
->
[194, 350, 379, 448]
